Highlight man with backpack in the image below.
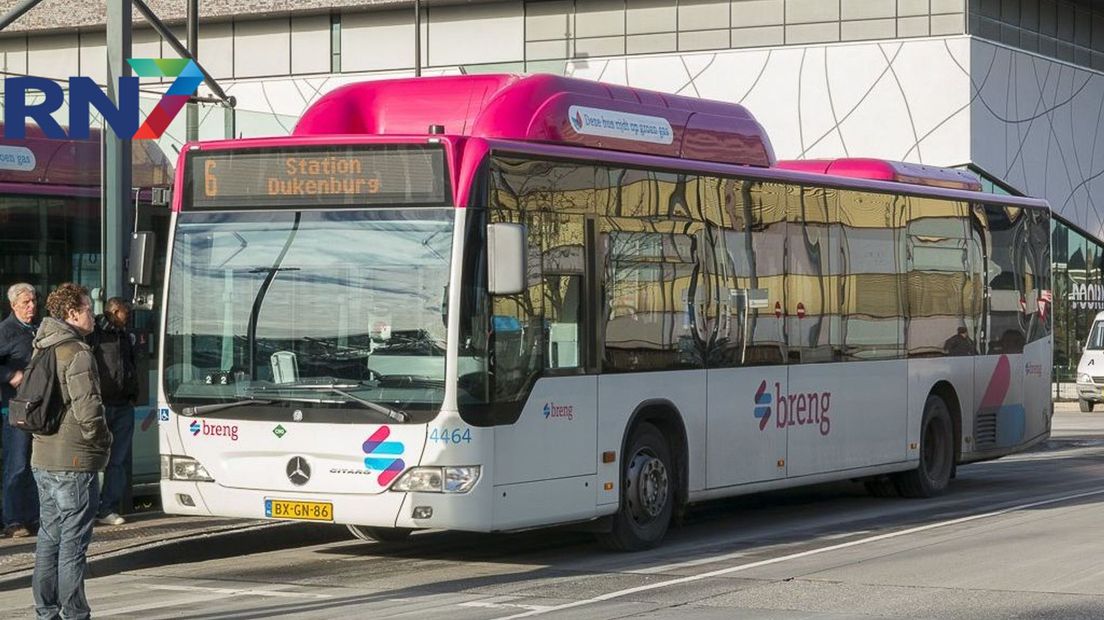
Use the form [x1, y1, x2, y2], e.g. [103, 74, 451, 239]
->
[0, 282, 41, 539]
[29, 283, 110, 620]
[87, 297, 139, 526]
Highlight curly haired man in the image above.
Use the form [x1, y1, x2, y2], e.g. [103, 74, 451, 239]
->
[30, 283, 110, 620]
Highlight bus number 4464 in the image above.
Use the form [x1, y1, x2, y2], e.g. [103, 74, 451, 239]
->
[430, 428, 472, 445]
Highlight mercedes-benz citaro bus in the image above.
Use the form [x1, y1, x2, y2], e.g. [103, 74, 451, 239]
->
[158, 74, 1053, 550]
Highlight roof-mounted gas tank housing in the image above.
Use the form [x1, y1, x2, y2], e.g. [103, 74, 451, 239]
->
[776, 158, 983, 192]
[294, 73, 776, 168]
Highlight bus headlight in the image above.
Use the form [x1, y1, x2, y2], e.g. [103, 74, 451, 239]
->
[161, 455, 214, 482]
[391, 466, 480, 493]
[1079, 373, 1093, 385]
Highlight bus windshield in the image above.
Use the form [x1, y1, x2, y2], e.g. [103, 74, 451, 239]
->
[1087, 320, 1104, 351]
[163, 208, 454, 423]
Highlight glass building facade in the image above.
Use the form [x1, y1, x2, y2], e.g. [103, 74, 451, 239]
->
[1052, 218, 1104, 382]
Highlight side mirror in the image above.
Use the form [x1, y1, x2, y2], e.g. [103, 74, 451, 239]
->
[487, 223, 526, 295]
[128, 232, 155, 287]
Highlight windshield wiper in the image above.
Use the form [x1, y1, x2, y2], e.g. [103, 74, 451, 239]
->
[252, 381, 409, 423]
[181, 393, 352, 416]
[329, 387, 408, 423]
[182, 397, 275, 417]
[375, 374, 445, 389]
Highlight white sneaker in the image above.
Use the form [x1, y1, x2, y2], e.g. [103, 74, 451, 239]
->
[97, 513, 126, 526]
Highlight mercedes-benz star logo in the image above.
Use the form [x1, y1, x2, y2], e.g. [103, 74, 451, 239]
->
[286, 456, 311, 486]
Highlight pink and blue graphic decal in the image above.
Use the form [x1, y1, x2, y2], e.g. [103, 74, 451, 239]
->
[754, 380, 772, 431]
[362, 426, 405, 487]
[979, 355, 1025, 447]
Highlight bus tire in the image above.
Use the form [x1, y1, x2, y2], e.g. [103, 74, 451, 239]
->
[894, 394, 955, 498]
[597, 422, 675, 552]
[1080, 399, 1094, 413]
[347, 525, 413, 543]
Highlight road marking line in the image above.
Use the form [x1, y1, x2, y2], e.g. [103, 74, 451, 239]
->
[629, 550, 748, 574]
[819, 530, 872, 541]
[98, 583, 332, 615]
[147, 584, 331, 599]
[461, 599, 552, 611]
[99, 592, 241, 617]
[495, 486, 1104, 619]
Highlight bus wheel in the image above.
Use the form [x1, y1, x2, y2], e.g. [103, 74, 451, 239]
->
[1080, 399, 1095, 413]
[894, 394, 954, 498]
[597, 423, 674, 552]
[347, 525, 413, 543]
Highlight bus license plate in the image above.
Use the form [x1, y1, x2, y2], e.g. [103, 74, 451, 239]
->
[264, 499, 333, 522]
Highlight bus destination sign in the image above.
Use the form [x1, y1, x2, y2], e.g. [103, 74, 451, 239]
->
[187, 145, 448, 209]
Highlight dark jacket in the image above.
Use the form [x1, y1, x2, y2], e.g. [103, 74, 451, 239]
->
[87, 314, 138, 406]
[0, 312, 38, 405]
[30, 318, 111, 472]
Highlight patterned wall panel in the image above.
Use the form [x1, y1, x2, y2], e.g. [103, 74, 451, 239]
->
[970, 38, 1104, 238]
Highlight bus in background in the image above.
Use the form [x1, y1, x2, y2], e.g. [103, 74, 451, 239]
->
[158, 74, 1052, 550]
[0, 125, 173, 487]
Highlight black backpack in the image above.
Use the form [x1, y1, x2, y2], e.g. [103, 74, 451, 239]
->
[8, 343, 64, 435]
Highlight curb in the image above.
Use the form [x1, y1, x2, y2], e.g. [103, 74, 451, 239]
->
[0, 520, 348, 592]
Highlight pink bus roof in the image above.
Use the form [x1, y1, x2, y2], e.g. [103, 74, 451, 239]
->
[0, 124, 172, 191]
[294, 73, 776, 168]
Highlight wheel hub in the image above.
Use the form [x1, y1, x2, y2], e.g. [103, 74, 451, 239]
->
[627, 450, 669, 522]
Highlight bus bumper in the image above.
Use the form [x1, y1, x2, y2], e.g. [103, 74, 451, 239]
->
[160, 478, 496, 532]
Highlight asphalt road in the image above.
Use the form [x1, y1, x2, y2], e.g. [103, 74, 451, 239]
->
[3, 403, 1104, 619]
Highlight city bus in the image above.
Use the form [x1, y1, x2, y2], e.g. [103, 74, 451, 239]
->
[157, 74, 1052, 550]
[0, 125, 172, 488]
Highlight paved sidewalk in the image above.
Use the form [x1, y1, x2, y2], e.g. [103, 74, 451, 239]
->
[0, 511, 267, 579]
[1051, 400, 1104, 438]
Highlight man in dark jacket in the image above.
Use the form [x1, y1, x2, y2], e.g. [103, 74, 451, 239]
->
[87, 297, 138, 526]
[31, 282, 110, 620]
[0, 282, 40, 538]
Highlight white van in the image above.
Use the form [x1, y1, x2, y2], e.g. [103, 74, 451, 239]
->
[1076, 311, 1104, 411]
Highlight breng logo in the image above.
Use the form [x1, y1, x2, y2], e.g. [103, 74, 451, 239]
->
[754, 381, 772, 430]
[753, 382, 832, 436]
[543, 402, 574, 421]
[189, 419, 239, 441]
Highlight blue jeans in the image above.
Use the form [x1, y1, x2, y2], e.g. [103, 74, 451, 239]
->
[98, 404, 134, 517]
[32, 469, 98, 620]
[2, 407, 40, 528]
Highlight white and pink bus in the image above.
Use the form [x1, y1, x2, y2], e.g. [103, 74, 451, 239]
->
[158, 74, 1052, 550]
